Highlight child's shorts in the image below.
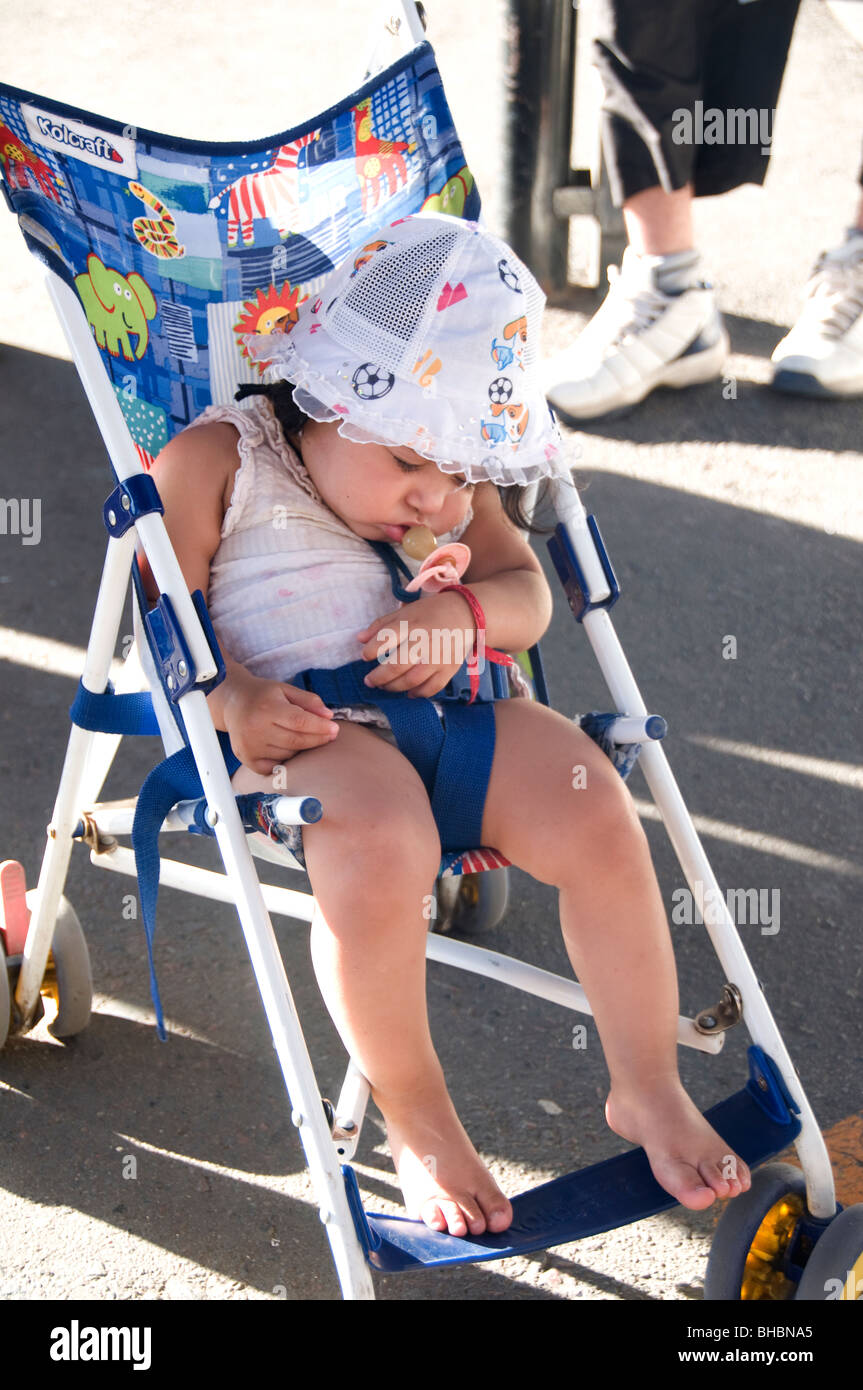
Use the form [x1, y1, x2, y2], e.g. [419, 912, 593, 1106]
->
[329, 700, 446, 746]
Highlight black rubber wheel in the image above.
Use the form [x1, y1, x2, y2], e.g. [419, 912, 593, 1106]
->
[704, 1162, 808, 1301]
[795, 1204, 863, 1301]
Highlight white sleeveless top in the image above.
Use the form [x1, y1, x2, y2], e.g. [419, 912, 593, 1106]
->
[188, 396, 473, 732]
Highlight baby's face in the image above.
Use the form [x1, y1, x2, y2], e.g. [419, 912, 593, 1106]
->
[299, 420, 475, 543]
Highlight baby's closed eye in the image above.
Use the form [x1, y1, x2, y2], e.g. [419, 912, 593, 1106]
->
[393, 455, 474, 490]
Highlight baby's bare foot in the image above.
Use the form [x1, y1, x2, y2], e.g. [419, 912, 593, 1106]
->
[606, 1082, 751, 1211]
[377, 1083, 512, 1238]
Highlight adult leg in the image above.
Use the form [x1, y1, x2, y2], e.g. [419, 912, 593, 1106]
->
[623, 185, 693, 257]
[544, 0, 799, 421]
[542, 1, 718, 420]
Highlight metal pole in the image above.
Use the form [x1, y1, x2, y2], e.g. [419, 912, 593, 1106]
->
[502, 0, 576, 297]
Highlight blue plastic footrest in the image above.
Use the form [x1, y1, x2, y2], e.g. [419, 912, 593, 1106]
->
[354, 1057, 802, 1273]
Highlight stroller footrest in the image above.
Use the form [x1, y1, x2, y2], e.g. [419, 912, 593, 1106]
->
[356, 1083, 802, 1273]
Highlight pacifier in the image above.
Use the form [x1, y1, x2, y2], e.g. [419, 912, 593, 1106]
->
[404, 540, 471, 594]
[401, 525, 438, 561]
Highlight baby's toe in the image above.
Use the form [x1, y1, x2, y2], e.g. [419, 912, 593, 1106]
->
[658, 1157, 716, 1210]
[713, 1153, 751, 1199]
[421, 1200, 448, 1232]
[422, 1197, 469, 1238]
[701, 1151, 752, 1200]
[698, 1157, 733, 1199]
[483, 1197, 514, 1233]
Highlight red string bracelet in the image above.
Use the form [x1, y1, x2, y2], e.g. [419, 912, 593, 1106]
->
[439, 583, 514, 704]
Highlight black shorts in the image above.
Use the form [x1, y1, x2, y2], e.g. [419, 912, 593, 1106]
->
[594, 0, 802, 204]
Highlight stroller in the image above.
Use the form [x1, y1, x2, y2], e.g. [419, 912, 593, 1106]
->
[0, 0, 857, 1302]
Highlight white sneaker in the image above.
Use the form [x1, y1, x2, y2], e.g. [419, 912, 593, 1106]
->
[771, 232, 863, 398]
[543, 248, 729, 423]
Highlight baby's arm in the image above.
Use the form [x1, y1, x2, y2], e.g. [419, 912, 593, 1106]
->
[145, 423, 338, 773]
[458, 481, 553, 652]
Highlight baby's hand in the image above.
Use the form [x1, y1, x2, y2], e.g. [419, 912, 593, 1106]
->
[222, 670, 339, 775]
[357, 591, 476, 699]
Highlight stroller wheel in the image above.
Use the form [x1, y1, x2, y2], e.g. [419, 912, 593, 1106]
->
[0, 937, 10, 1050]
[26, 892, 93, 1040]
[794, 1204, 863, 1300]
[450, 869, 509, 935]
[704, 1162, 809, 1301]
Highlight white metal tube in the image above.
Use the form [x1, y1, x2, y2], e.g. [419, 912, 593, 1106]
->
[272, 795, 323, 825]
[91, 842, 316, 923]
[333, 1058, 372, 1162]
[15, 531, 136, 1025]
[364, 1, 425, 77]
[425, 933, 723, 1054]
[394, 0, 426, 45]
[78, 643, 149, 810]
[83, 792, 322, 838]
[43, 272, 216, 685]
[607, 714, 666, 744]
[90, 841, 717, 1052]
[549, 472, 611, 604]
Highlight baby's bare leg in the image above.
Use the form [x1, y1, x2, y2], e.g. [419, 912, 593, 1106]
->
[480, 699, 751, 1211]
[234, 722, 512, 1236]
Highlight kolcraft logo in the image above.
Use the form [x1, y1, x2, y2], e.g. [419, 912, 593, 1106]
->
[21, 105, 137, 175]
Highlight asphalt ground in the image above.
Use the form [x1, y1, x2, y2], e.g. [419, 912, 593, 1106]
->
[0, 0, 861, 1329]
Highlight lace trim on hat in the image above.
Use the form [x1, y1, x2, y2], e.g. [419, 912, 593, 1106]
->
[285, 362, 567, 488]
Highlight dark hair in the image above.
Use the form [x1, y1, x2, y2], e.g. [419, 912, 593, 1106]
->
[234, 381, 555, 535]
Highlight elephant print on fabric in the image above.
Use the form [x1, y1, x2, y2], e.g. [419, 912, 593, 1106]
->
[75, 253, 158, 360]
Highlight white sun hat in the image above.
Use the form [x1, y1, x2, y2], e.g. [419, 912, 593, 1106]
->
[244, 212, 567, 486]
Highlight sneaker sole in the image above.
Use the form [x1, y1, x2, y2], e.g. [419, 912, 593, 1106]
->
[547, 327, 729, 424]
[771, 368, 863, 400]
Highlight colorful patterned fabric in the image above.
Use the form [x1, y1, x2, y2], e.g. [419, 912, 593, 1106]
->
[0, 42, 479, 469]
[439, 847, 512, 878]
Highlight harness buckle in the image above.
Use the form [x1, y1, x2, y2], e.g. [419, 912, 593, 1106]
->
[144, 590, 225, 702]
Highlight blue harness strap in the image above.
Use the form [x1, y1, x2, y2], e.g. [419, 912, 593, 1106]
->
[292, 657, 497, 852]
[70, 680, 161, 737]
[132, 732, 240, 1040]
[364, 540, 421, 602]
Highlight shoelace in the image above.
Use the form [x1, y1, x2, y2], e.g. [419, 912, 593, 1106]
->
[801, 243, 863, 339]
[590, 265, 675, 349]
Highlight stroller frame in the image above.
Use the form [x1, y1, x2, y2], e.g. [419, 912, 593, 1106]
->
[0, 0, 837, 1300]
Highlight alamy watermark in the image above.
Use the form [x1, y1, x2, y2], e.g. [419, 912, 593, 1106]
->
[0, 497, 41, 545]
[672, 101, 774, 157]
[672, 880, 780, 935]
[50, 1321, 151, 1370]
[825, 1270, 863, 1299]
[374, 622, 485, 673]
